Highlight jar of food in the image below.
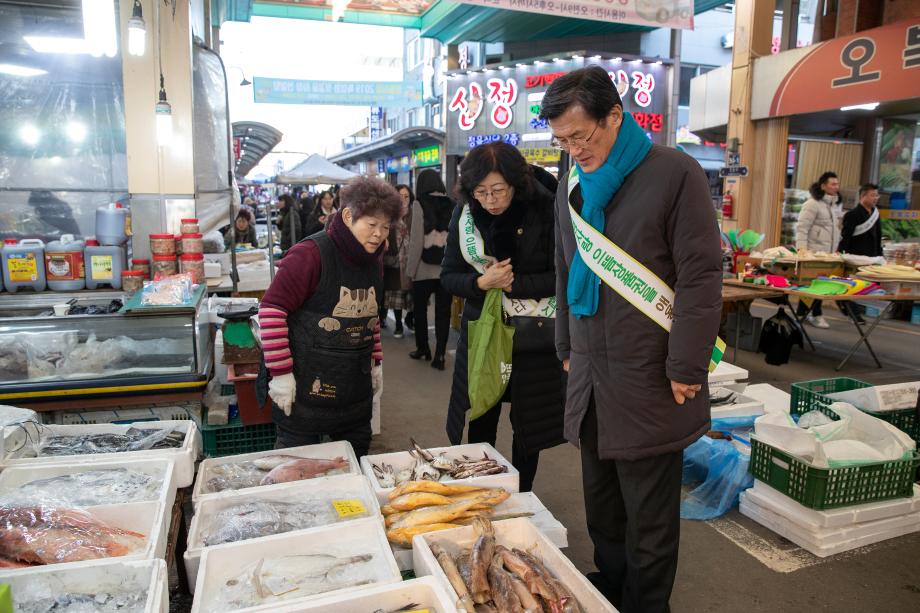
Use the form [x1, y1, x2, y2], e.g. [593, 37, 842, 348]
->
[131, 258, 151, 279]
[175, 234, 184, 256]
[150, 234, 176, 256]
[121, 270, 145, 294]
[180, 218, 200, 234]
[152, 254, 178, 277]
[180, 233, 204, 254]
[180, 253, 205, 284]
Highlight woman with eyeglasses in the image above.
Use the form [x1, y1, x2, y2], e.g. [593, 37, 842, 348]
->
[440, 142, 565, 492]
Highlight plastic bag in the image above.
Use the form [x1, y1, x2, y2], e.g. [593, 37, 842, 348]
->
[141, 273, 193, 305]
[681, 438, 754, 520]
[797, 410, 834, 429]
[467, 289, 514, 421]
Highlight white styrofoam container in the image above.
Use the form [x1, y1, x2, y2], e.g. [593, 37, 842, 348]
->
[51, 404, 203, 427]
[739, 493, 920, 558]
[192, 441, 361, 507]
[361, 442, 520, 505]
[184, 474, 382, 590]
[0, 420, 201, 488]
[191, 518, 400, 613]
[414, 517, 617, 613]
[748, 480, 920, 529]
[389, 490, 567, 571]
[0, 457, 177, 513]
[0, 558, 168, 613]
[743, 383, 792, 415]
[277, 577, 455, 612]
[710, 384, 765, 418]
[709, 360, 749, 385]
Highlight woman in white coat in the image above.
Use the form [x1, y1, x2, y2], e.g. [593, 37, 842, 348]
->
[795, 171, 841, 328]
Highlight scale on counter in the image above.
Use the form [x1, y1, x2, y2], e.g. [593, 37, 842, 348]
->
[218, 306, 261, 364]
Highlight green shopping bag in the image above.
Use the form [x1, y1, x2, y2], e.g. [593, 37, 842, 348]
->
[468, 289, 515, 420]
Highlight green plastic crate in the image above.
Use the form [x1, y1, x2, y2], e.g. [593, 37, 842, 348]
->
[791, 377, 919, 442]
[749, 437, 919, 510]
[201, 417, 276, 457]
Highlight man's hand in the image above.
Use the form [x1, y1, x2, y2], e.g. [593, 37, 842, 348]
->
[268, 373, 297, 416]
[671, 381, 701, 405]
[562, 359, 570, 372]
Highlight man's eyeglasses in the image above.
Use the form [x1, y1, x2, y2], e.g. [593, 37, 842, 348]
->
[551, 121, 601, 151]
[473, 185, 509, 201]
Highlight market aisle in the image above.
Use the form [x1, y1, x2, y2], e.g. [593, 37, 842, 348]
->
[376, 313, 920, 612]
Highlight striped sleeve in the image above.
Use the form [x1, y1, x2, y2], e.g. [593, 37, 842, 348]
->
[372, 318, 383, 364]
[259, 306, 294, 375]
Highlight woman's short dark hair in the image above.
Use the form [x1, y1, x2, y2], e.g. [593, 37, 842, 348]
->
[278, 193, 295, 210]
[416, 169, 447, 198]
[458, 142, 534, 205]
[395, 184, 415, 203]
[318, 189, 335, 204]
[539, 65, 623, 122]
[340, 177, 402, 222]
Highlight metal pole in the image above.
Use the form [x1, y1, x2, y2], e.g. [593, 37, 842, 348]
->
[667, 28, 682, 149]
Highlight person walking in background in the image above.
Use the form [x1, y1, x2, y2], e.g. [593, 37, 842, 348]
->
[258, 177, 401, 457]
[277, 193, 302, 254]
[224, 205, 258, 249]
[298, 191, 315, 235]
[381, 185, 414, 337]
[541, 66, 722, 612]
[303, 190, 337, 236]
[795, 171, 842, 328]
[441, 142, 565, 492]
[406, 170, 453, 370]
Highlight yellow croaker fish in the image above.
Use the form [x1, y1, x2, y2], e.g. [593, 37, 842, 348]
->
[432, 543, 477, 611]
[388, 480, 484, 499]
[385, 523, 460, 547]
[469, 517, 495, 604]
[447, 488, 510, 509]
[389, 492, 453, 512]
[384, 512, 406, 528]
[390, 494, 492, 530]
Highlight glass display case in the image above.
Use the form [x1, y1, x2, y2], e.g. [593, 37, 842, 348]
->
[0, 290, 210, 401]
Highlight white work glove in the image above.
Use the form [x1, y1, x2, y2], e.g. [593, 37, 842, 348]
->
[268, 373, 296, 416]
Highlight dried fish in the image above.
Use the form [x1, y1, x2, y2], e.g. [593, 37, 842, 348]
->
[200, 500, 344, 547]
[372, 462, 396, 488]
[389, 492, 453, 512]
[469, 517, 495, 604]
[388, 480, 483, 499]
[431, 543, 476, 612]
[17, 591, 147, 613]
[386, 523, 462, 547]
[390, 495, 491, 530]
[488, 553, 524, 613]
[370, 441, 509, 489]
[0, 468, 161, 508]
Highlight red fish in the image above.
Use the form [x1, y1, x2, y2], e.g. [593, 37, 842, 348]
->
[259, 456, 350, 486]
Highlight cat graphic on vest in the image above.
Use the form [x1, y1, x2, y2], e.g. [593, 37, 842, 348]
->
[318, 287, 378, 332]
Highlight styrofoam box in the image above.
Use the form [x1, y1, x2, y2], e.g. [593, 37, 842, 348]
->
[389, 491, 568, 571]
[0, 420, 201, 488]
[361, 442, 520, 505]
[0, 458, 177, 517]
[710, 384, 765, 418]
[0, 559, 168, 613]
[709, 360, 749, 385]
[192, 441, 361, 507]
[739, 493, 920, 558]
[191, 518, 400, 613]
[277, 577, 455, 613]
[748, 480, 920, 529]
[51, 404, 202, 427]
[184, 474, 382, 591]
[414, 517, 618, 613]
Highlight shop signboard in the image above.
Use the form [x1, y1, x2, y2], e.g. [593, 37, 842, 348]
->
[370, 107, 384, 140]
[453, 0, 694, 30]
[377, 159, 386, 174]
[256, 0, 434, 18]
[445, 57, 669, 156]
[254, 78, 423, 107]
[751, 17, 920, 120]
[520, 147, 561, 164]
[877, 120, 916, 195]
[386, 156, 411, 173]
[233, 137, 242, 161]
[413, 145, 441, 168]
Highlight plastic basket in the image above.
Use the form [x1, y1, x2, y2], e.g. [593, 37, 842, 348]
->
[749, 437, 919, 510]
[791, 377, 919, 442]
[200, 417, 275, 457]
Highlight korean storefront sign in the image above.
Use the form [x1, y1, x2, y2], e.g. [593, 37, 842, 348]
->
[254, 78, 423, 107]
[751, 18, 920, 119]
[446, 57, 669, 156]
[520, 147, 562, 164]
[386, 156, 411, 173]
[413, 145, 442, 168]
[453, 0, 694, 30]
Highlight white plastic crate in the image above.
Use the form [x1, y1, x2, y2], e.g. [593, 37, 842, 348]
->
[278, 577, 455, 612]
[192, 440, 361, 507]
[414, 517, 617, 613]
[361, 442, 520, 505]
[191, 518, 400, 613]
[185, 473, 382, 590]
[0, 420, 201, 488]
[0, 558, 168, 613]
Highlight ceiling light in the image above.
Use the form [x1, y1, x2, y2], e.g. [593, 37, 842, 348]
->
[0, 63, 47, 77]
[66, 121, 87, 143]
[82, 0, 118, 58]
[572, 54, 582, 59]
[498, 65, 506, 69]
[552, 57, 560, 62]
[654, 60, 663, 65]
[612, 57, 622, 62]
[240, 77, 251, 86]
[127, 0, 146, 57]
[156, 74, 172, 146]
[632, 59, 642, 64]
[516, 63, 525, 67]
[840, 102, 879, 111]
[592, 55, 602, 60]
[23, 36, 90, 55]
[19, 124, 40, 146]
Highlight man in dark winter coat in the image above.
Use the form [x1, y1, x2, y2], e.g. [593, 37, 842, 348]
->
[541, 66, 722, 613]
[838, 183, 882, 257]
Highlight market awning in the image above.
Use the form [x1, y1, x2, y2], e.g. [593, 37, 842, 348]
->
[276, 153, 359, 184]
[329, 126, 445, 166]
[233, 121, 283, 179]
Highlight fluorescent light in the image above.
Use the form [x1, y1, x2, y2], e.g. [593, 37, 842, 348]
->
[498, 65, 506, 69]
[127, 0, 146, 57]
[156, 100, 172, 145]
[632, 59, 642, 64]
[24, 36, 90, 55]
[66, 121, 87, 143]
[552, 57, 560, 62]
[612, 57, 622, 62]
[654, 60, 663, 65]
[82, 0, 118, 58]
[0, 63, 47, 77]
[840, 102, 879, 111]
[19, 124, 40, 146]
[572, 54, 582, 59]
[592, 55, 602, 60]
[516, 63, 526, 67]
[521, 133, 552, 142]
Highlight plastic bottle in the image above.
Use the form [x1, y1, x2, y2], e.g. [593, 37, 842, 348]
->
[84, 239, 125, 290]
[2, 239, 47, 292]
[95, 202, 130, 246]
[45, 234, 86, 291]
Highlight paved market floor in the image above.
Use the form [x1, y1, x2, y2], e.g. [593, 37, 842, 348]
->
[373, 301, 920, 612]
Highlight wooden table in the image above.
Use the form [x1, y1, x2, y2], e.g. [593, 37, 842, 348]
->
[723, 279, 920, 370]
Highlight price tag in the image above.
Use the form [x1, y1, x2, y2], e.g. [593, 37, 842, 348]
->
[332, 499, 367, 518]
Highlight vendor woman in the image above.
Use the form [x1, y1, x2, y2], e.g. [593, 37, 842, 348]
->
[258, 177, 402, 456]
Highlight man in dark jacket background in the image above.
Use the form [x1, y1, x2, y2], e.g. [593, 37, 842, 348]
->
[541, 66, 722, 612]
[838, 183, 882, 257]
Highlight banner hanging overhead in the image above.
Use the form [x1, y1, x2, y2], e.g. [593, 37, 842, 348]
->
[253, 77, 423, 107]
[453, 0, 694, 30]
